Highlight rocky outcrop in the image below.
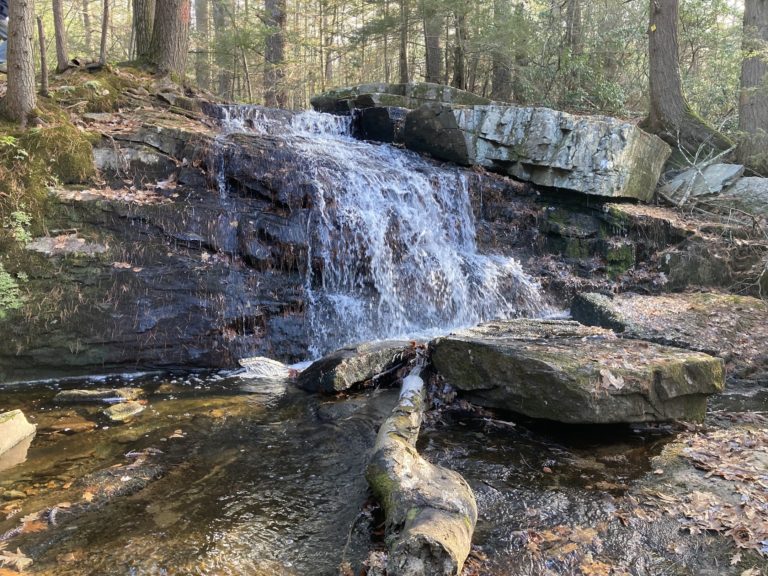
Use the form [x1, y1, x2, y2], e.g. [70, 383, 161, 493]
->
[658, 163, 745, 205]
[366, 366, 477, 575]
[297, 340, 417, 393]
[404, 103, 670, 201]
[310, 82, 491, 115]
[571, 292, 768, 385]
[430, 319, 724, 423]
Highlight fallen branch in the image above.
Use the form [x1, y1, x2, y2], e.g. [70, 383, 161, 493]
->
[366, 360, 477, 576]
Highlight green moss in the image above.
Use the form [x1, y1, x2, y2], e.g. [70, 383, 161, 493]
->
[19, 122, 95, 185]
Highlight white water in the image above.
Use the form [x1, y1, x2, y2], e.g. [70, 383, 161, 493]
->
[219, 106, 548, 354]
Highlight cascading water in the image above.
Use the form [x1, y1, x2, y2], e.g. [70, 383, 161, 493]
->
[218, 105, 547, 355]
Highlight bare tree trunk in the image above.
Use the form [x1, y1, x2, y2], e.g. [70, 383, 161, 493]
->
[398, 0, 408, 83]
[52, 0, 70, 72]
[99, 0, 109, 65]
[422, 1, 441, 83]
[383, 0, 390, 83]
[149, 0, 191, 77]
[37, 16, 49, 96]
[3, 0, 36, 124]
[512, 2, 527, 103]
[452, 8, 467, 89]
[564, 0, 582, 90]
[491, 0, 511, 101]
[214, 0, 233, 98]
[264, 0, 286, 107]
[644, 0, 731, 155]
[132, 0, 155, 60]
[195, 0, 211, 90]
[82, 0, 93, 55]
[737, 0, 768, 174]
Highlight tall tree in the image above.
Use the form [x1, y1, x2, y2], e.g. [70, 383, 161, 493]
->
[737, 0, 768, 173]
[421, 0, 442, 83]
[99, 0, 110, 65]
[452, 6, 467, 89]
[398, 0, 409, 83]
[148, 0, 191, 77]
[213, 0, 234, 98]
[195, 0, 211, 90]
[643, 0, 731, 155]
[82, 0, 94, 55]
[133, 0, 155, 60]
[491, 0, 512, 101]
[2, 0, 36, 124]
[52, 0, 70, 72]
[264, 0, 287, 107]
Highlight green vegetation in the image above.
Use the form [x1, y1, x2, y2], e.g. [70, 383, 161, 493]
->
[0, 263, 25, 318]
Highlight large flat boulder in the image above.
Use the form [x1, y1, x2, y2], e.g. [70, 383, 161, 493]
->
[310, 82, 491, 114]
[430, 319, 724, 423]
[404, 103, 670, 201]
[571, 292, 768, 385]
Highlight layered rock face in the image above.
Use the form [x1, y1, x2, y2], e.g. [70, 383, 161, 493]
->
[0, 110, 313, 382]
[404, 103, 671, 201]
[431, 319, 724, 423]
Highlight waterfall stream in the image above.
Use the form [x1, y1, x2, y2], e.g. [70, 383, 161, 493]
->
[219, 106, 547, 354]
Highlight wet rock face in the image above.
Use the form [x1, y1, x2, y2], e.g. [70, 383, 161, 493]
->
[571, 292, 768, 386]
[430, 319, 725, 423]
[0, 111, 313, 383]
[404, 103, 671, 201]
[297, 341, 417, 393]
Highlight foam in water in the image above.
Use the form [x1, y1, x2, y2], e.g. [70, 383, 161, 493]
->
[219, 106, 547, 355]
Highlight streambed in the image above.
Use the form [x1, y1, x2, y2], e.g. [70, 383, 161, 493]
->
[0, 373, 764, 575]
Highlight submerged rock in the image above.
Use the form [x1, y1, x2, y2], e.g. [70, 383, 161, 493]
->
[571, 292, 768, 385]
[54, 387, 145, 404]
[430, 319, 724, 423]
[404, 103, 670, 201]
[297, 341, 417, 393]
[103, 400, 145, 422]
[0, 410, 36, 470]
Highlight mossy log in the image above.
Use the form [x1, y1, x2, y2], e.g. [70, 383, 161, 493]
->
[366, 363, 478, 576]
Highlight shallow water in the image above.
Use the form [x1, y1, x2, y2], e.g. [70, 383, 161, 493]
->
[1, 372, 765, 576]
[0, 373, 396, 576]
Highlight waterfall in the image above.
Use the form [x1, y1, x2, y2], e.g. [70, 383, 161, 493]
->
[218, 106, 547, 355]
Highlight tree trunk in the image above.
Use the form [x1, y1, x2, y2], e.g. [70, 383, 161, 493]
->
[82, 0, 93, 56]
[132, 0, 155, 60]
[564, 0, 582, 90]
[2, 0, 36, 124]
[644, 0, 731, 155]
[99, 0, 109, 65]
[491, 0, 511, 101]
[149, 0, 191, 78]
[264, 0, 286, 107]
[422, 2, 442, 83]
[214, 0, 234, 98]
[52, 0, 70, 72]
[37, 16, 49, 97]
[195, 0, 211, 90]
[737, 0, 768, 174]
[452, 9, 467, 90]
[398, 0, 409, 83]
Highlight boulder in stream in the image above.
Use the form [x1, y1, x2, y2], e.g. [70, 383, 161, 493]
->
[571, 292, 768, 385]
[297, 340, 418, 393]
[0, 410, 36, 470]
[404, 103, 671, 201]
[103, 400, 146, 422]
[54, 387, 145, 404]
[430, 319, 724, 423]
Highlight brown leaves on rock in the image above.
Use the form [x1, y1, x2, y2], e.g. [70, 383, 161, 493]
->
[637, 427, 768, 555]
[0, 543, 32, 572]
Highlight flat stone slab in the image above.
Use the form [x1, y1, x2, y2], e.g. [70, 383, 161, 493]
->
[55, 387, 145, 404]
[658, 163, 744, 205]
[404, 103, 670, 201]
[310, 82, 491, 114]
[430, 319, 724, 423]
[0, 410, 37, 460]
[571, 292, 768, 385]
[297, 340, 418, 393]
[103, 400, 146, 422]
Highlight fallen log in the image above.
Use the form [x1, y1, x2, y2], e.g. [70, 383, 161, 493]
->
[366, 361, 477, 576]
